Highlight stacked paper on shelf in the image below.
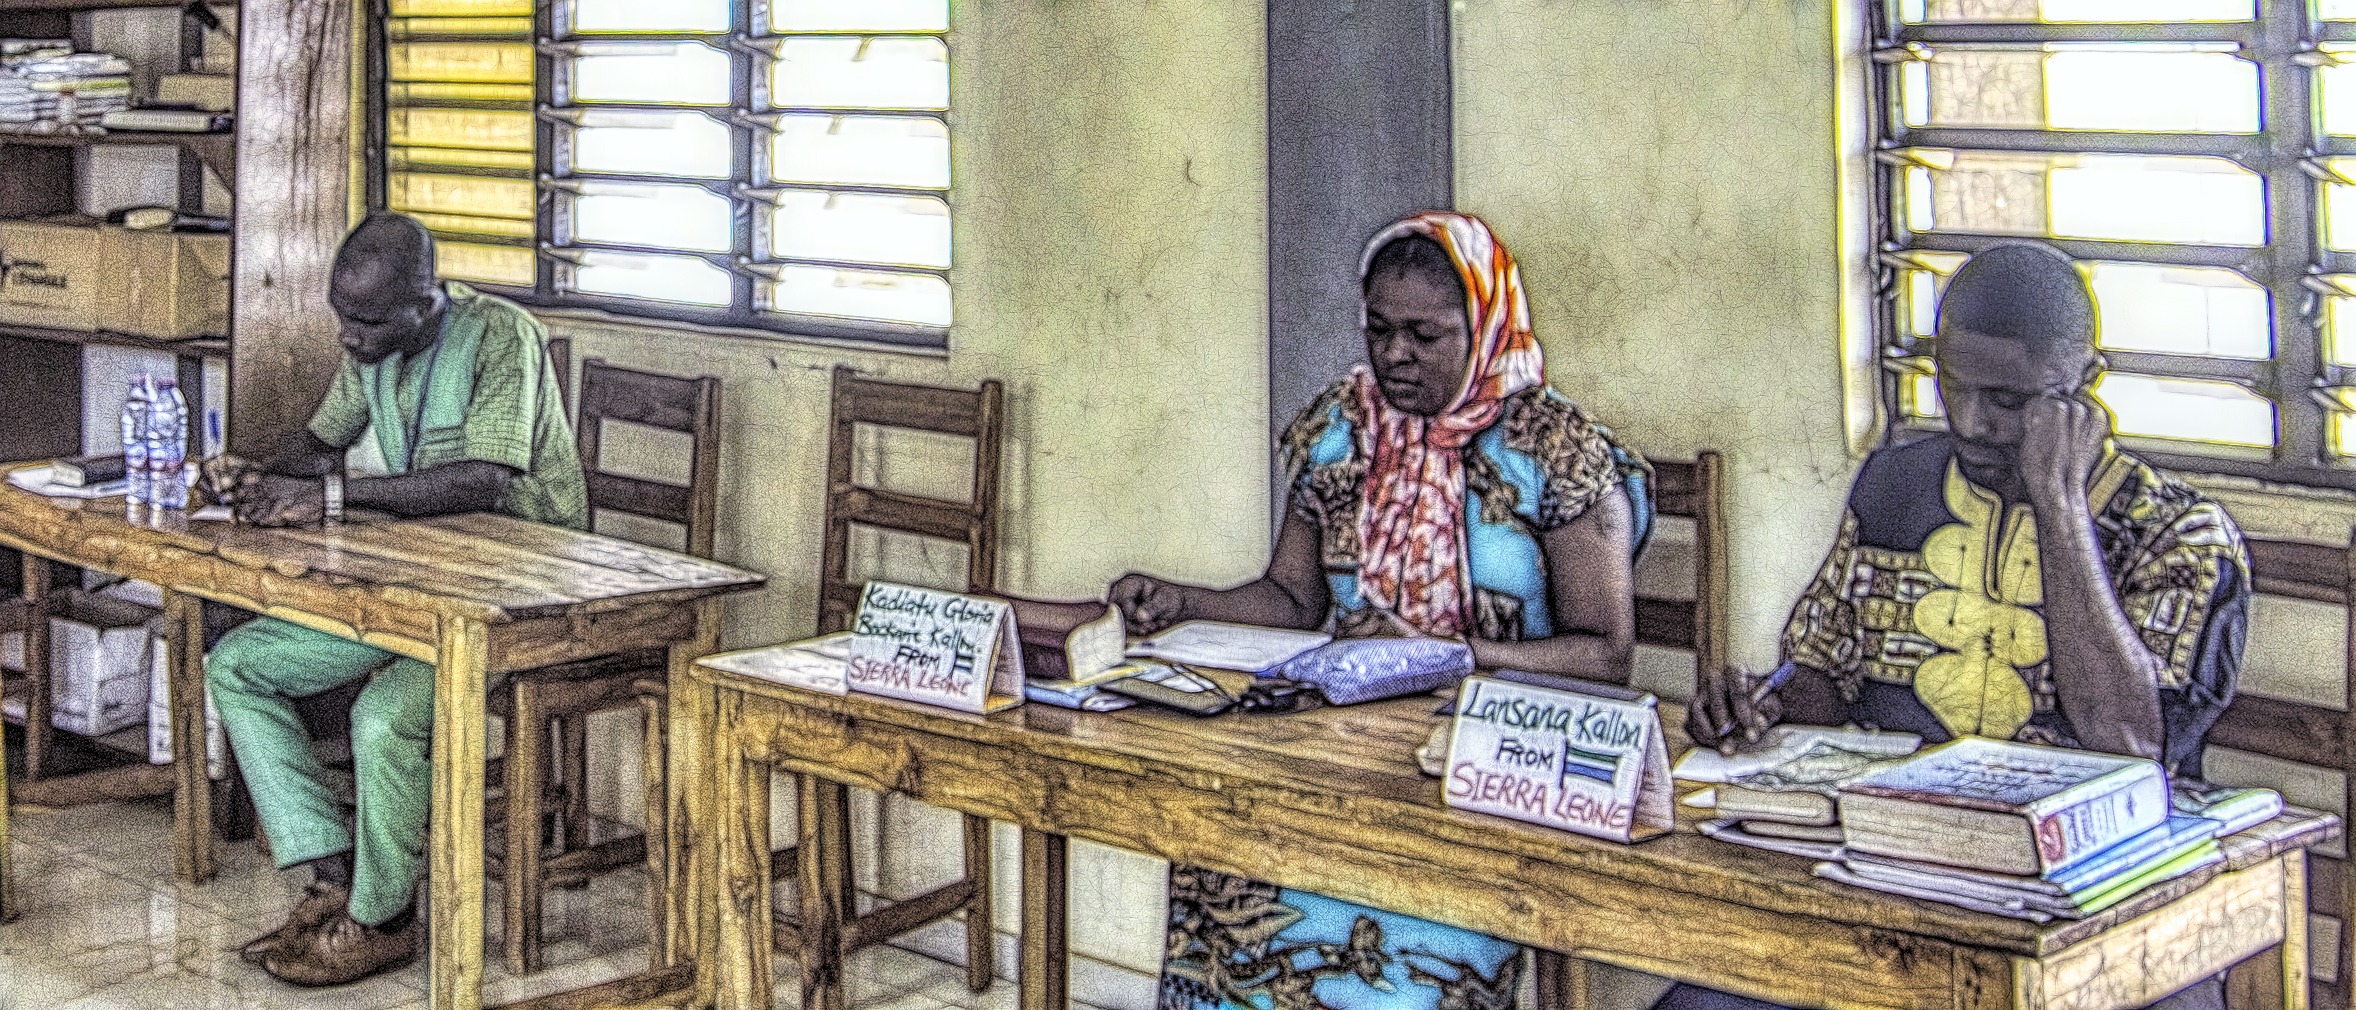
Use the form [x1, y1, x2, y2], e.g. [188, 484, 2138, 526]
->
[0, 50, 131, 132]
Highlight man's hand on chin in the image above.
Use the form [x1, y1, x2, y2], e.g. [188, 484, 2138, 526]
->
[2019, 392, 2111, 512]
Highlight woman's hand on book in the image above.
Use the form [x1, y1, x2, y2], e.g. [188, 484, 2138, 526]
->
[1109, 573, 1190, 635]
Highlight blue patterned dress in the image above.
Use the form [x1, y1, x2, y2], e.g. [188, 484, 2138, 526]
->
[1158, 381, 1652, 1010]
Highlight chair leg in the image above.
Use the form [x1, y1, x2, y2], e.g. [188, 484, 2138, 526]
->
[637, 689, 670, 969]
[557, 713, 590, 853]
[962, 813, 993, 992]
[504, 681, 547, 977]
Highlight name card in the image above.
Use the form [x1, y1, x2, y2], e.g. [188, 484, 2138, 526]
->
[1444, 675, 1673, 843]
[846, 581, 1026, 714]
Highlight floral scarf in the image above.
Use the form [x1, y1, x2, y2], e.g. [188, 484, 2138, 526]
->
[1350, 212, 1546, 638]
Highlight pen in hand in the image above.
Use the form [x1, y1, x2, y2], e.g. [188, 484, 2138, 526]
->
[1712, 663, 1797, 754]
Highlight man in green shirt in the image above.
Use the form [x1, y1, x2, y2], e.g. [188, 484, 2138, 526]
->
[206, 213, 586, 987]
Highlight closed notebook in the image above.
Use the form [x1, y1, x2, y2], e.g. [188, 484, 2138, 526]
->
[53, 453, 124, 487]
[1836, 737, 2167, 877]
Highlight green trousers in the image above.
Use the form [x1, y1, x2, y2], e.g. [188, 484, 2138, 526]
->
[207, 617, 481, 926]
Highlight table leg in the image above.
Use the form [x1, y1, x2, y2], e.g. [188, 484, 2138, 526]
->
[2284, 853, 2310, 1010]
[164, 591, 215, 884]
[428, 617, 490, 1010]
[1, 649, 13, 923]
[1020, 829, 1068, 1010]
[21, 554, 50, 781]
[796, 773, 849, 1010]
[668, 598, 723, 979]
[1535, 951, 1592, 1010]
[711, 688, 777, 1010]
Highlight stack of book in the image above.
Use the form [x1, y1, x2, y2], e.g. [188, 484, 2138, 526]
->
[0, 46, 131, 133]
[1819, 738, 2281, 922]
[1677, 726, 1921, 860]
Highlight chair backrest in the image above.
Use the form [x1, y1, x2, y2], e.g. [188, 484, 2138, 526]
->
[1634, 452, 1728, 682]
[816, 365, 1004, 634]
[2209, 530, 2355, 1010]
[545, 336, 572, 412]
[573, 357, 722, 558]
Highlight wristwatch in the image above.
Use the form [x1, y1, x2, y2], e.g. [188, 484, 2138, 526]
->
[322, 472, 345, 521]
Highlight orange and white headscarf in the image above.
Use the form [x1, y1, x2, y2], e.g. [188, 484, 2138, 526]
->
[1350, 212, 1546, 638]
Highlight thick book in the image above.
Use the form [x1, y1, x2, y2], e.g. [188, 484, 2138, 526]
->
[53, 453, 124, 487]
[1738, 819, 1843, 843]
[1846, 814, 2221, 898]
[1836, 737, 2168, 876]
[1709, 737, 1912, 826]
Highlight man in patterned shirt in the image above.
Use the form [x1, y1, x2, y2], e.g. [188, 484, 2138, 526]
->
[1678, 240, 2248, 1010]
[204, 213, 586, 987]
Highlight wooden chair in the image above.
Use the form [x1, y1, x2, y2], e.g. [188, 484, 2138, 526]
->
[780, 365, 1002, 992]
[487, 354, 720, 976]
[1537, 450, 1728, 1010]
[2210, 530, 2355, 1010]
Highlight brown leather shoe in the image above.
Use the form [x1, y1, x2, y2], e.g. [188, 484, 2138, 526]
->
[237, 881, 351, 965]
[261, 912, 419, 987]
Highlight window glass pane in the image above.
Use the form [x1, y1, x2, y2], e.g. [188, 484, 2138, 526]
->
[764, 265, 950, 327]
[390, 81, 535, 104]
[2091, 372, 2275, 448]
[388, 17, 532, 38]
[1896, 256, 2266, 359]
[768, 114, 949, 190]
[571, 182, 734, 253]
[1901, 0, 2253, 22]
[389, 172, 535, 224]
[768, 190, 950, 269]
[569, 110, 732, 179]
[392, 0, 529, 15]
[390, 108, 532, 155]
[570, 42, 733, 105]
[2327, 295, 2356, 366]
[2320, 173, 2356, 251]
[438, 242, 536, 287]
[568, 0, 729, 33]
[1898, 46, 2257, 134]
[2320, 51, 2356, 137]
[2327, 0, 2356, 19]
[771, 0, 947, 33]
[2086, 263, 2270, 359]
[391, 43, 532, 84]
[1898, 150, 2265, 246]
[571, 251, 732, 306]
[771, 37, 947, 111]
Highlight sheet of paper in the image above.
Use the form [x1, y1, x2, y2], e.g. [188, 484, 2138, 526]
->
[700, 641, 853, 695]
[1671, 725, 1921, 783]
[190, 505, 235, 522]
[1124, 621, 1331, 673]
[1063, 605, 1128, 684]
[7, 464, 127, 499]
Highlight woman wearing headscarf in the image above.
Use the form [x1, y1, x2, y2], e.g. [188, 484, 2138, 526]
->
[1109, 211, 1653, 1010]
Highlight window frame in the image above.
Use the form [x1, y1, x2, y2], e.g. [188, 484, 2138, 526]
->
[366, 0, 954, 351]
[1864, 0, 2356, 490]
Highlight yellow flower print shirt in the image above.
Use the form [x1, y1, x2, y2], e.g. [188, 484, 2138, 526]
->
[1779, 434, 2249, 775]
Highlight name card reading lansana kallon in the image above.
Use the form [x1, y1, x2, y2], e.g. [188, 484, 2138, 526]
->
[1444, 675, 1672, 843]
[846, 581, 1026, 714]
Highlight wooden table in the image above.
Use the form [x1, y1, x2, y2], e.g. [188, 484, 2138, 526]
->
[694, 667, 2340, 1010]
[0, 481, 764, 1010]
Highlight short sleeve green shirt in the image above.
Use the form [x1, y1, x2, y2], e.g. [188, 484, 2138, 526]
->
[307, 282, 588, 529]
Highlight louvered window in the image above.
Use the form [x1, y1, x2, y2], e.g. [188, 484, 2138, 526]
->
[375, 0, 952, 347]
[1869, 0, 2356, 486]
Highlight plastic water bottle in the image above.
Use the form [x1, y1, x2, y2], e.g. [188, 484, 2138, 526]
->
[150, 378, 188, 510]
[121, 375, 153, 507]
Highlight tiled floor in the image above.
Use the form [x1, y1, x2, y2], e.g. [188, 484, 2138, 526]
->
[0, 795, 1115, 1010]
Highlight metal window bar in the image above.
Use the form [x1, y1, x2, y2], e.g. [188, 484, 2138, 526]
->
[372, 0, 952, 346]
[1867, 0, 2348, 488]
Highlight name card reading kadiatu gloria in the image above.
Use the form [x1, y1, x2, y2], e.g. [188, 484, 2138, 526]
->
[846, 581, 1027, 714]
[1444, 674, 1673, 843]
